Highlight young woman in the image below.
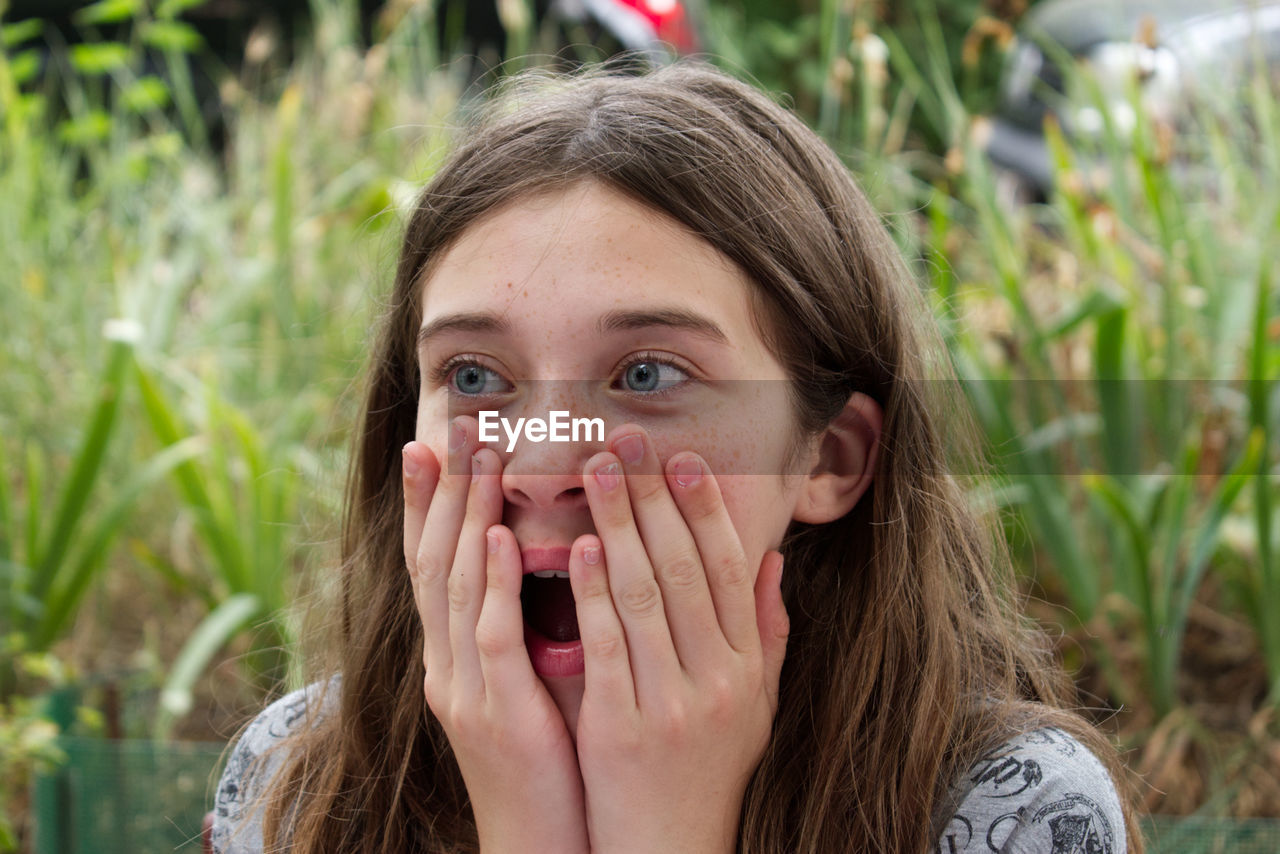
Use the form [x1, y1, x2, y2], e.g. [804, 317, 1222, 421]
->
[211, 61, 1142, 853]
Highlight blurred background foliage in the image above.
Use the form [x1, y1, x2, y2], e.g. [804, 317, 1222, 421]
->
[1, 0, 1278, 847]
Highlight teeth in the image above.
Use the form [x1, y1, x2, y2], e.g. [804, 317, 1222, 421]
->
[531, 569, 570, 579]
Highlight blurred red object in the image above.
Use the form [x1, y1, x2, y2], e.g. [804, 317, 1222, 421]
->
[612, 0, 702, 54]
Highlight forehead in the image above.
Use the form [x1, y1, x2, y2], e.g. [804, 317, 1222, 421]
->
[417, 182, 769, 350]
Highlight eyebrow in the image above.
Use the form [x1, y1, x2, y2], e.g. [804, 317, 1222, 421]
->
[417, 307, 730, 348]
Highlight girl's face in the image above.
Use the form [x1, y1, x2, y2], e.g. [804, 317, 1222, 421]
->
[414, 181, 820, 731]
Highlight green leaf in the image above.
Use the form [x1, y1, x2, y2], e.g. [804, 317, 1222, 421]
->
[1095, 307, 1140, 480]
[135, 363, 247, 592]
[1021, 413, 1101, 457]
[68, 42, 131, 75]
[23, 444, 44, 575]
[73, 0, 143, 25]
[2, 19, 43, 48]
[8, 49, 40, 85]
[1046, 288, 1125, 340]
[1, 557, 40, 622]
[121, 75, 170, 112]
[0, 438, 11, 565]
[31, 331, 136, 606]
[155, 0, 210, 20]
[57, 111, 112, 145]
[33, 437, 206, 650]
[141, 20, 203, 53]
[1081, 473, 1152, 625]
[155, 593, 261, 740]
[1167, 430, 1264, 672]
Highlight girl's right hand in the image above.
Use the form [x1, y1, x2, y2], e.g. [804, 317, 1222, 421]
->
[403, 417, 590, 854]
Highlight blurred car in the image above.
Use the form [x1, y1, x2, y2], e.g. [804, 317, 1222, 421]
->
[982, 0, 1280, 201]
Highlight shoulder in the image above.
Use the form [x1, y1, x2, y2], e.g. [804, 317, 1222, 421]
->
[936, 726, 1127, 854]
[211, 674, 341, 854]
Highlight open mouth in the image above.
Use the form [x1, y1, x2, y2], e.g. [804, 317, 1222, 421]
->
[519, 547, 585, 676]
[520, 573, 580, 643]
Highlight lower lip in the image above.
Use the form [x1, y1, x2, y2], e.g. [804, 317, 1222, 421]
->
[523, 620, 584, 677]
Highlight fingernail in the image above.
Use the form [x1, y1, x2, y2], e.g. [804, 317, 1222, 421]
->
[613, 433, 643, 465]
[583, 544, 600, 566]
[486, 530, 500, 554]
[403, 444, 421, 478]
[594, 462, 621, 491]
[450, 419, 466, 452]
[673, 457, 702, 488]
[471, 452, 483, 476]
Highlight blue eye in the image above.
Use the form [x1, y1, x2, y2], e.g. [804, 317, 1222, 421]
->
[618, 356, 690, 396]
[435, 359, 510, 397]
[431, 353, 693, 400]
[454, 364, 489, 394]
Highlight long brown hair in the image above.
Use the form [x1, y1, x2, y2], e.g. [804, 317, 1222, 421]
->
[243, 61, 1143, 853]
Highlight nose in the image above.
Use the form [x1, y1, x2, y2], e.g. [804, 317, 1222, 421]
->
[502, 453, 590, 509]
[497, 383, 600, 511]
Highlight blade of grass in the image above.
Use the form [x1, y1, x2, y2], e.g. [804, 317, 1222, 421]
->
[154, 591, 261, 740]
[30, 328, 136, 604]
[1247, 229, 1278, 700]
[0, 438, 11, 565]
[817, 0, 852, 142]
[1095, 306, 1139, 485]
[135, 362, 248, 592]
[955, 348, 1099, 618]
[32, 436, 206, 649]
[1162, 428, 1264, 710]
[21, 445, 43, 589]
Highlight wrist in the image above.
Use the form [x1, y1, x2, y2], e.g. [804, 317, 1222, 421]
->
[479, 837, 590, 854]
[589, 820, 738, 854]
[478, 822, 590, 854]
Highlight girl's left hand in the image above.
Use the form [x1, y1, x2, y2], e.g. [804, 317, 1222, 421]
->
[568, 426, 790, 854]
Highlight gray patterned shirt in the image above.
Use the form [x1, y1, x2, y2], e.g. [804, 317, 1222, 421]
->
[212, 678, 1126, 853]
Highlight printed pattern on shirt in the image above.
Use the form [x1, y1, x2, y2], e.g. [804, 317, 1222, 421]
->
[214, 681, 1125, 854]
[211, 678, 339, 854]
[936, 727, 1125, 853]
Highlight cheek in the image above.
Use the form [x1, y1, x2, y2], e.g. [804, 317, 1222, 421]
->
[710, 476, 787, 582]
[648, 437, 793, 579]
[646, 405, 793, 477]
[415, 392, 433, 441]
[713, 476, 754, 534]
[415, 396, 452, 469]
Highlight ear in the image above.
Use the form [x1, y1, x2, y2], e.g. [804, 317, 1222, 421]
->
[791, 392, 882, 524]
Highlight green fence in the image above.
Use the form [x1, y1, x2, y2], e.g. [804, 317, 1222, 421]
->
[33, 736, 225, 854]
[27, 735, 1280, 853]
[1143, 815, 1280, 853]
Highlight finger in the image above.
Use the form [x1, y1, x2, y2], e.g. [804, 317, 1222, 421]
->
[417, 416, 481, 681]
[474, 523, 546, 714]
[403, 441, 445, 663]
[584, 451, 680, 700]
[609, 429, 724, 672]
[568, 534, 636, 710]
[753, 550, 789, 711]
[664, 452, 759, 656]
[403, 440, 441, 576]
[448, 446, 504, 700]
